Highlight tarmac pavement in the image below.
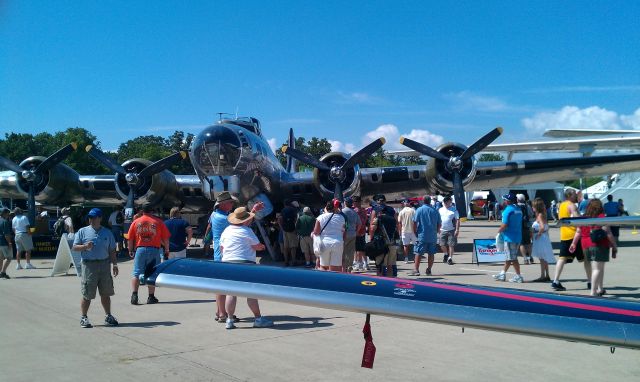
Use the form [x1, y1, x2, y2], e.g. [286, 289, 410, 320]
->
[1, 220, 639, 381]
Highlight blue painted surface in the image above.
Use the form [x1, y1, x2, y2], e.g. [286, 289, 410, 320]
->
[148, 259, 640, 325]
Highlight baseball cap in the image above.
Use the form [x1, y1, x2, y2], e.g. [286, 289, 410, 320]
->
[332, 199, 341, 209]
[502, 193, 517, 202]
[87, 208, 103, 218]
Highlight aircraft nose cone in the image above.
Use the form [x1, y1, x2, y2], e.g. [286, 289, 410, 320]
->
[190, 123, 243, 176]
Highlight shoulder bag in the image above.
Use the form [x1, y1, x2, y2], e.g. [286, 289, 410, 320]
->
[312, 213, 334, 254]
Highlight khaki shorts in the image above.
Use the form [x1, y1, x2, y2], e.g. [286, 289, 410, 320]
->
[168, 249, 187, 259]
[319, 241, 343, 267]
[283, 231, 299, 250]
[15, 233, 34, 252]
[375, 245, 397, 267]
[0, 246, 11, 260]
[299, 236, 313, 255]
[81, 259, 114, 300]
[439, 230, 457, 247]
[342, 236, 357, 270]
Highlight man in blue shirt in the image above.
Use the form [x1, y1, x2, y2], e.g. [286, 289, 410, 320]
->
[409, 196, 441, 276]
[164, 207, 193, 260]
[603, 194, 620, 243]
[204, 191, 236, 323]
[493, 194, 524, 283]
[72, 208, 119, 328]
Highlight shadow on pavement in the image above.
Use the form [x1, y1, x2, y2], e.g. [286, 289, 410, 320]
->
[115, 321, 181, 328]
[259, 315, 337, 330]
[158, 299, 214, 305]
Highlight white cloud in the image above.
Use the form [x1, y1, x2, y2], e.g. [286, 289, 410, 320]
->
[444, 91, 509, 112]
[327, 123, 445, 154]
[521, 106, 640, 135]
[267, 138, 278, 152]
[621, 108, 640, 129]
[335, 91, 384, 105]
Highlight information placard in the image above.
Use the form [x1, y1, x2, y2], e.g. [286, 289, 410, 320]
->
[473, 238, 505, 264]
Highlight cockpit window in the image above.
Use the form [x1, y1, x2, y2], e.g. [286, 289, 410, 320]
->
[191, 125, 242, 175]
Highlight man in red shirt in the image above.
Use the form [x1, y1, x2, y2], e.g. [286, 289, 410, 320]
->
[127, 204, 170, 305]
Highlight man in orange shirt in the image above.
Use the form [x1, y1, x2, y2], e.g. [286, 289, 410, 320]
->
[127, 204, 170, 305]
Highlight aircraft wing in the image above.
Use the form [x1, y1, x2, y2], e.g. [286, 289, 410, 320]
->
[148, 259, 640, 349]
[544, 129, 640, 138]
[469, 153, 640, 189]
[390, 136, 640, 157]
[558, 216, 640, 226]
[0, 169, 210, 212]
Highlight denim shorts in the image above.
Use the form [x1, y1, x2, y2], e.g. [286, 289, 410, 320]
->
[132, 247, 161, 277]
[414, 241, 438, 256]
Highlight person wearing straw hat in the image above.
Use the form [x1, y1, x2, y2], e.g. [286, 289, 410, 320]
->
[220, 206, 273, 329]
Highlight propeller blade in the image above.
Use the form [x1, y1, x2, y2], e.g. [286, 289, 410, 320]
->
[0, 156, 23, 173]
[460, 127, 503, 160]
[27, 184, 36, 227]
[281, 146, 330, 171]
[138, 151, 187, 178]
[452, 171, 467, 220]
[126, 188, 135, 211]
[286, 128, 296, 173]
[86, 145, 127, 175]
[398, 137, 449, 161]
[341, 137, 386, 170]
[35, 143, 77, 173]
[334, 182, 343, 202]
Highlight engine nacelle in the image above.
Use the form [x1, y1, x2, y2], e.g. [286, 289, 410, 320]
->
[425, 143, 477, 193]
[116, 159, 181, 207]
[16, 156, 83, 204]
[313, 152, 360, 199]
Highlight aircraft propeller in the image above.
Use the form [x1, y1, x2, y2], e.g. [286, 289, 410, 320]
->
[399, 127, 503, 219]
[85, 145, 187, 211]
[282, 138, 386, 201]
[0, 143, 78, 225]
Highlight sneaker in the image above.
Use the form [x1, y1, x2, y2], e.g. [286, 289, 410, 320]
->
[253, 316, 274, 328]
[425, 268, 432, 276]
[104, 314, 119, 326]
[404, 258, 410, 264]
[25, 263, 36, 269]
[447, 257, 454, 265]
[528, 257, 535, 264]
[493, 273, 506, 281]
[80, 316, 92, 328]
[443, 254, 449, 263]
[304, 262, 313, 268]
[407, 271, 420, 276]
[225, 317, 236, 329]
[15, 263, 22, 270]
[130, 293, 139, 305]
[509, 275, 524, 283]
[551, 281, 566, 291]
[0, 272, 8, 279]
[147, 295, 159, 304]
[532, 276, 547, 283]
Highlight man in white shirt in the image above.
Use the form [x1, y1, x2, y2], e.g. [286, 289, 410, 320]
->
[397, 199, 416, 264]
[438, 196, 460, 265]
[11, 207, 35, 270]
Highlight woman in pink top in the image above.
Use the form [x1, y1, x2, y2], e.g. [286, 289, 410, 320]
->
[569, 199, 618, 296]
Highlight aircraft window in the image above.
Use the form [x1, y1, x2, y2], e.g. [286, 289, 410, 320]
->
[371, 174, 379, 182]
[83, 180, 90, 188]
[194, 188, 203, 196]
[182, 188, 191, 196]
[412, 170, 420, 179]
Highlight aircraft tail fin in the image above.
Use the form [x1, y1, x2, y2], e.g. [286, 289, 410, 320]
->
[286, 128, 297, 173]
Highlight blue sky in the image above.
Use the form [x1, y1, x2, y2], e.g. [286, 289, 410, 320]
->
[1, 1, 639, 154]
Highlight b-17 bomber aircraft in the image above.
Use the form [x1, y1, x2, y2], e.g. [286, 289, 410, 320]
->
[2, 116, 640, 225]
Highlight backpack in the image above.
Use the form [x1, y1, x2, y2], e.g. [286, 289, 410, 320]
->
[519, 205, 530, 229]
[115, 211, 124, 225]
[53, 216, 67, 237]
[281, 207, 297, 232]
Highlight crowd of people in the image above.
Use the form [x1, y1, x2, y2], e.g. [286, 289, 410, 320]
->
[0, 187, 627, 329]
